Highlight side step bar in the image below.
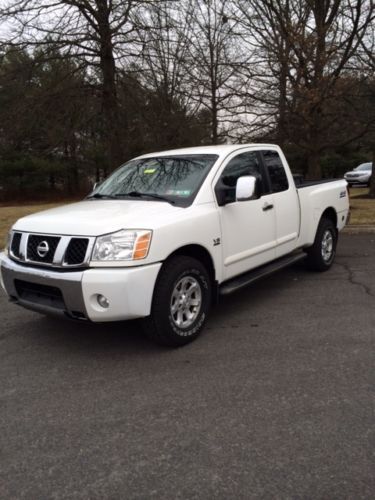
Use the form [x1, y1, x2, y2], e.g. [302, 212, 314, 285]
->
[219, 252, 306, 296]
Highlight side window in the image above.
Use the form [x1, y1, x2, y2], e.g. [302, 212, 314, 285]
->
[217, 152, 265, 203]
[262, 150, 289, 193]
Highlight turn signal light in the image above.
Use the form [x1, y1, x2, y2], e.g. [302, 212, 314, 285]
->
[133, 233, 152, 260]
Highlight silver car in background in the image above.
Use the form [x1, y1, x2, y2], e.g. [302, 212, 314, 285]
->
[344, 162, 373, 186]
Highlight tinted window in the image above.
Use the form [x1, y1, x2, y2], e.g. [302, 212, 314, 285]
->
[218, 152, 265, 204]
[262, 150, 289, 193]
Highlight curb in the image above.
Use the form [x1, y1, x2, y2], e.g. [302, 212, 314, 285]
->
[343, 225, 375, 233]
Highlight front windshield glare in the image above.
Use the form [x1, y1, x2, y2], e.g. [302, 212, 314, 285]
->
[94, 155, 218, 206]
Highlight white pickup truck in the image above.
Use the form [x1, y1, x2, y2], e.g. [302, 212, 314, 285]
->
[1, 144, 349, 346]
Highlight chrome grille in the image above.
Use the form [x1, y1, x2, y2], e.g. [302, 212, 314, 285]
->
[10, 232, 22, 259]
[27, 235, 60, 263]
[9, 232, 95, 268]
[64, 238, 89, 265]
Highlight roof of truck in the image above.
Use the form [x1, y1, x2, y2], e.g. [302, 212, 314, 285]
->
[136, 143, 279, 159]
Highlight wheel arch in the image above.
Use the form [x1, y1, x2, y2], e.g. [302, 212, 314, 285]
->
[153, 244, 218, 305]
[304, 206, 338, 250]
[321, 207, 338, 229]
[164, 244, 216, 282]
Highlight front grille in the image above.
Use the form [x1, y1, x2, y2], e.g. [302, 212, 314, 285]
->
[27, 235, 60, 263]
[10, 232, 93, 268]
[14, 279, 65, 310]
[64, 238, 89, 265]
[11, 232, 22, 258]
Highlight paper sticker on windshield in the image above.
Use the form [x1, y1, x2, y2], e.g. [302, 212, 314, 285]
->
[166, 189, 191, 197]
[144, 168, 156, 174]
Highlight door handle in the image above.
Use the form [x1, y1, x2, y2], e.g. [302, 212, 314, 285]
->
[262, 202, 274, 211]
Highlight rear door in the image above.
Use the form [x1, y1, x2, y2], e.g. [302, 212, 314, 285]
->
[214, 150, 277, 281]
[260, 150, 300, 258]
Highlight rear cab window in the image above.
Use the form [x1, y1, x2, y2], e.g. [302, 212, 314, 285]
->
[261, 150, 289, 193]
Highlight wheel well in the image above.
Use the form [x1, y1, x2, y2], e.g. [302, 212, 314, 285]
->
[321, 207, 337, 228]
[165, 245, 216, 283]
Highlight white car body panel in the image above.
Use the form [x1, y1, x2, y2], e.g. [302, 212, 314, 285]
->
[81, 263, 162, 321]
[297, 180, 349, 247]
[13, 199, 183, 237]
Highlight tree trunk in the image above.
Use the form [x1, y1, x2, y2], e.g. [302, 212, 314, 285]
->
[306, 108, 322, 179]
[306, 152, 321, 180]
[211, 98, 218, 144]
[64, 141, 73, 195]
[97, 2, 123, 170]
[69, 132, 79, 194]
[49, 173, 55, 190]
[369, 146, 375, 198]
[277, 40, 289, 148]
[100, 50, 122, 169]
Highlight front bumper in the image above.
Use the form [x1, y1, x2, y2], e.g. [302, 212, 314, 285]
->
[0, 253, 162, 322]
[345, 176, 370, 184]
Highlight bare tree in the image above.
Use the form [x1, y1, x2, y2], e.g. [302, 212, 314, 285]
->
[235, 0, 374, 178]
[357, 20, 375, 197]
[0, 0, 147, 169]
[234, 0, 309, 147]
[183, 0, 245, 144]
[134, 1, 204, 147]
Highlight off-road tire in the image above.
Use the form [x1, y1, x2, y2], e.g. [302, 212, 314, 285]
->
[142, 256, 211, 347]
[305, 217, 337, 272]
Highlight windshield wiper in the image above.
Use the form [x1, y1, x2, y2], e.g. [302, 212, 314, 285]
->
[86, 193, 116, 200]
[115, 191, 175, 205]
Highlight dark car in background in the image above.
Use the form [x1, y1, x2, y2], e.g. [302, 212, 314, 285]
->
[344, 162, 373, 187]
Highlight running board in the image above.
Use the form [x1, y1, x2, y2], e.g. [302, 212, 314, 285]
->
[219, 252, 306, 296]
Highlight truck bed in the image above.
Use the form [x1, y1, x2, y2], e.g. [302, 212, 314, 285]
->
[296, 178, 349, 247]
[294, 176, 342, 188]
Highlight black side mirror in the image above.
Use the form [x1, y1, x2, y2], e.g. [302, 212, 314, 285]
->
[215, 180, 235, 206]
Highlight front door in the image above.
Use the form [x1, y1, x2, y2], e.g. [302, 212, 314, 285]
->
[215, 150, 277, 281]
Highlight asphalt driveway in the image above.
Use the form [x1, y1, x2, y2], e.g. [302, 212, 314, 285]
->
[0, 233, 374, 499]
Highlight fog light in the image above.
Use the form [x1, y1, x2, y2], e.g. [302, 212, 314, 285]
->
[97, 294, 109, 308]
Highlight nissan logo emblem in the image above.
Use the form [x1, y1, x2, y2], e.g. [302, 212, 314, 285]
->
[37, 241, 50, 258]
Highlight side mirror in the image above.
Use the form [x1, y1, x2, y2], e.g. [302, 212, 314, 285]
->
[236, 176, 257, 201]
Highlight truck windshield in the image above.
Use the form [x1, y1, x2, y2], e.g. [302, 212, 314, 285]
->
[91, 154, 219, 207]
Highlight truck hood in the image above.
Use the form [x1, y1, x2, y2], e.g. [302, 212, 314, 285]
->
[13, 200, 183, 236]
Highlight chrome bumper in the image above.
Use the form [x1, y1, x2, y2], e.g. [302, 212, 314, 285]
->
[0, 253, 87, 320]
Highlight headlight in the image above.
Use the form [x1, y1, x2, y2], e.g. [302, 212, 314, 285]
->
[91, 229, 152, 262]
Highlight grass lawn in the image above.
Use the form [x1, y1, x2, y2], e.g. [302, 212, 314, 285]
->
[0, 203, 62, 248]
[348, 187, 375, 225]
[0, 187, 374, 249]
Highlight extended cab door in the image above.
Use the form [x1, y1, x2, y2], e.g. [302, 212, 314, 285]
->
[214, 150, 277, 281]
[259, 150, 300, 258]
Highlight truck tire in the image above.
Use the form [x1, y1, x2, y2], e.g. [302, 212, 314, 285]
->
[305, 217, 337, 272]
[142, 256, 212, 347]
